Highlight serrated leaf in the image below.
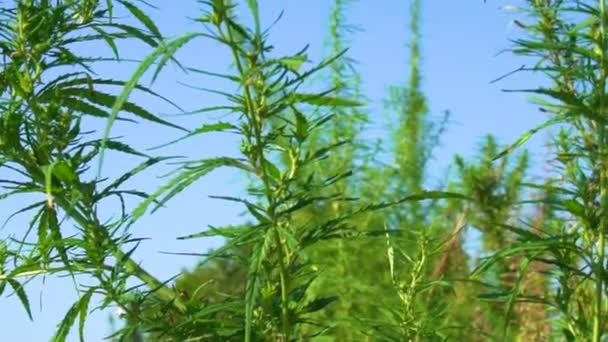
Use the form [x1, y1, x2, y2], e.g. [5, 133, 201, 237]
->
[292, 93, 364, 107]
[368, 191, 471, 211]
[493, 116, 563, 160]
[150, 33, 204, 83]
[56, 77, 183, 112]
[100, 32, 203, 174]
[184, 67, 241, 83]
[246, 202, 270, 223]
[91, 26, 120, 59]
[100, 157, 171, 195]
[7, 279, 32, 320]
[61, 97, 131, 121]
[52, 288, 95, 342]
[100, 23, 158, 47]
[77, 289, 95, 342]
[131, 157, 250, 220]
[118, 0, 162, 39]
[150, 121, 235, 150]
[103, 140, 150, 158]
[60, 87, 185, 131]
[177, 225, 248, 239]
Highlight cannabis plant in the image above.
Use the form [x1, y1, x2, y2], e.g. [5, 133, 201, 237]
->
[475, 0, 608, 340]
[119, 0, 379, 340]
[0, 0, 189, 341]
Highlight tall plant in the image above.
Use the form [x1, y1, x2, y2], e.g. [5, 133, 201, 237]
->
[121, 1, 379, 340]
[475, 0, 608, 340]
[0, 0, 188, 340]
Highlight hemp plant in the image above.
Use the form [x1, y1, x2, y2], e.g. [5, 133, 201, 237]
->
[0, 0, 191, 341]
[122, 0, 376, 340]
[451, 136, 553, 339]
[475, 0, 608, 340]
[117, 0, 466, 339]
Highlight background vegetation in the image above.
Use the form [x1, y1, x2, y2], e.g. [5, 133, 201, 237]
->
[0, 0, 606, 341]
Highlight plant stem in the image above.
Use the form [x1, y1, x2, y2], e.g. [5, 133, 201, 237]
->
[223, 18, 291, 340]
[597, 234, 605, 341]
[595, 1, 607, 340]
[272, 226, 291, 340]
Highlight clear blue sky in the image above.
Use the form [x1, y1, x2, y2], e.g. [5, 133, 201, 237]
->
[1, 1, 548, 340]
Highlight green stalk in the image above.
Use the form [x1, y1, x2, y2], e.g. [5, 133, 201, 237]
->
[272, 226, 291, 340]
[327, 1, 353, 338]
[223, 19, 291, 341]
[392, 0, 425, 225]
[53, 196, 186, 313]
[597, 230, 605, 341]
[594, 1, 607, 340]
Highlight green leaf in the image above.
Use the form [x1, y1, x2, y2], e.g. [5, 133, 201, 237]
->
[509, 87, 600, 121]
[477, 291, 511, 301]
[208, 195, 270, 223]
[245, 0, 260, 35]
[177, 225, 248, 239]
[150, 121, 236, 150]
[262, 158, 281, 181]
[61, 97, 133, 122]
[40, 206, 71, 272]
[91, 26, 120, 59]
[98, 139, 150, 158]
[150, 33, 204, 84]
[77, 290, 95, 342]
[493, 116, 563, 160]
[56, 77, 183, 112]
[245, 233, 272, 342]
[118, 0, 162, 39]
[368, 191, 471, 211]
[52, 288, 95, 342]
[60, 87, 185, 131]
[131, 157, 251, 220]
[100, 32, 202, 174]
[246, 202, 271, 224]
[563, 199, 586, 218]
[100, 157, 172, 195]
[53, 161, 77, 184]
[99, 23, 158, 47]
[106, 0, 114, 21]
[292, 93, 364, 107]
[301, 296, 339, 314]
[503, 257, 533, 337]
[472, 239, 582, 277]
[294, 108, 308, 141]
[7, 279, 32, 320]
[278, 55, 307, 73]
[184, 67, 241, 83]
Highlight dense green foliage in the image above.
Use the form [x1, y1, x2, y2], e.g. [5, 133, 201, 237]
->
[1, 0, 608, 341]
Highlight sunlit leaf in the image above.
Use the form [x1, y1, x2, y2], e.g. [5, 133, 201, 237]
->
[292, 93, 364, 107]
[7, 279, 32, 321]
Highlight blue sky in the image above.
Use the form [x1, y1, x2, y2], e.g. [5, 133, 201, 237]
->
[1, 0, 549, 340]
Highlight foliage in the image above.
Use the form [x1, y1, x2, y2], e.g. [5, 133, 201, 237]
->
[4, 0, 608, 341]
